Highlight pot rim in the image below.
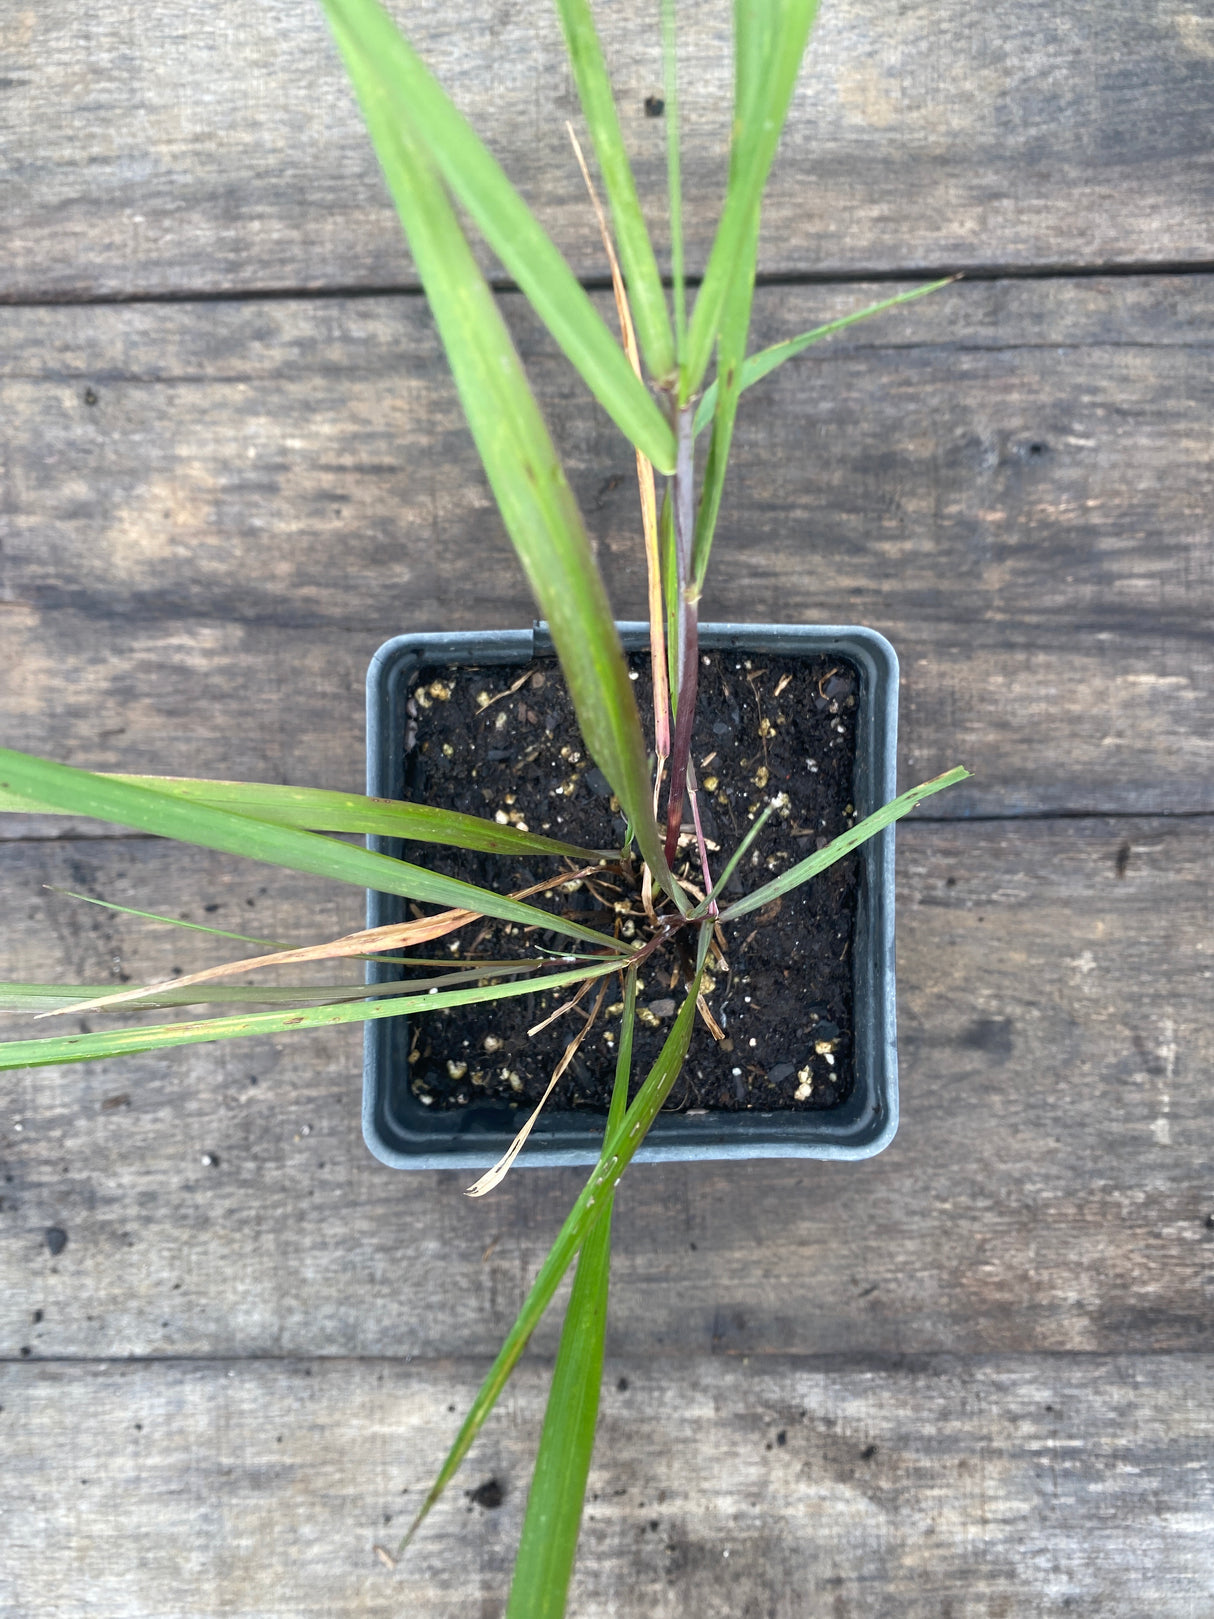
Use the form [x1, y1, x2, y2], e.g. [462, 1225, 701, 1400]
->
[363, 622, 899, 1168]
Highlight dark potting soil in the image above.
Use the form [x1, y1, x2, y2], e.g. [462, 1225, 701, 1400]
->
[397, 649, 859, 1115]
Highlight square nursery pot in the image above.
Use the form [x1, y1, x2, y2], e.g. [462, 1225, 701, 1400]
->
[364, 622, 899, 1170]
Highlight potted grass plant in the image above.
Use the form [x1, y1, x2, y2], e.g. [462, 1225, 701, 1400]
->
[0, 0, 966, 1608]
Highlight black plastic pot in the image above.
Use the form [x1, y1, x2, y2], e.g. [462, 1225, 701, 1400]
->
[363, 622, 899, 1169]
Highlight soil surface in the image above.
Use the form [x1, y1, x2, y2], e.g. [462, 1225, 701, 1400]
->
[397, 649, 859, 1114]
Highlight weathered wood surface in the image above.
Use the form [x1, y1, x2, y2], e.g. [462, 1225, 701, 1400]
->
[4, 1, 1213, 1608]
[3, 1354, 1212, 1618]
[3, 816, 1210, 1363]
[5, 1, 1214, 300]
[2, 276, 1212, 818]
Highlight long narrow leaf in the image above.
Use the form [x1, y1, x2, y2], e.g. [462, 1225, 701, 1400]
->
[691, 204, 759, 590]
[0, 961, 620, 1074]
[0, 983, 345, 1013]
[720, 766, 970, 922]
[41, 864, 618, 1021]
[321, 0, 675, 473]
[687, 7, 769, 586]
[505, 971, 635, 1617]
[733, 0, 781, 136]
[402, 952, 704, 1551]
[0, 748, 623, 954]
[0, 775, 606, 862]
[46, 887, 295, 952]
[682, 0, 821, 400]
[322, 22, 678, 906]
[552, 0, 676, 382]
[503, 1265, 612, 1616]
[608, 971, 636, 1123]
[39, 906, 487, 1020]
[692, 278, 958, 437]
[661, 405, 699, 870]
[38, 890, 533, 973]
[661, 0, 686, 362]
[567, 125, 671, 763]
[0, 960, 541, 1015]
[660, 488, 679, 714]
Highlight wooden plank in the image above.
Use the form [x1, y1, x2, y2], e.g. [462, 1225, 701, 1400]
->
[0, 613, 377, 818]
[1, 816, 1210, 1361]
[5, 610, 1212, 825]
[4, 0, 1213, 300]
[2, 277, 1212, 816]
[2, 1353, 1211, 1617]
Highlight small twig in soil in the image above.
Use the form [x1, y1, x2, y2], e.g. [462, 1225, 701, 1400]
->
[514, 863, 608, 903]
[527, 973, 599, 1038]
[696, 994, 725, 1041]
[746, 668, 770, 767]
[474, 671, 532, 713]
[686, 769, 718, 918]
[466, 981, 609, 1196]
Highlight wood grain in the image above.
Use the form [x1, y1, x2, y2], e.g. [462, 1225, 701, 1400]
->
[2, 1354, 1211, 1617]
[2, 816, 1210, 1363]
[5, 2, 1210, 1610]
[4, 0, 1213, 300]
[1, 277, 1211, 817]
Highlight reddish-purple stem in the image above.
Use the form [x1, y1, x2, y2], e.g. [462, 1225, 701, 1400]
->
[671, 403, 695, 692]
[663, 404, 699, 870]
[663, 613, 698, 868]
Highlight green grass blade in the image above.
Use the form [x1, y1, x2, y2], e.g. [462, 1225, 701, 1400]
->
[402, 959, 702, 1552]
[719, 766, 970, 922]
[687, 3, 768, 582]
[661, 0, 685, 364]
[44, 887, 296, 951]
[0, 961, 541, 1015]
[610, 970, 638, 1120]
[0, 748, 624, 954]
[0, 983, 326, 1013]
[682, 0, 821, 401]
[321, 0, 675, 473]
[0, 983, 370, 1013]
[505, 1207, 610, 1619]
[318, 28, 676, 906]
[552, 0, 675, 382]
[734, 0, 780, 131]
[505, 971, 634, 1618]
[0, 775, 608, 862]
[690, 204, 758, 590]
[37, 885, 524, 973]
[0, 961, 619, 1073]
[3, 983, 322, 1014]
[692, 278, 958, 437]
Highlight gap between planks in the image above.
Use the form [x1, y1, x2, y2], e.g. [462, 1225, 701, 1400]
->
[3, 258, 1214, 312]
